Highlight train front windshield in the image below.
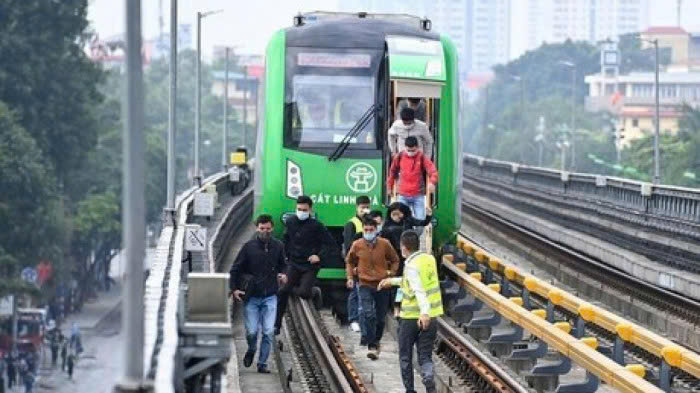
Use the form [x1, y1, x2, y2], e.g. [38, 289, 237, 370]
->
[284, 48, 383, 155]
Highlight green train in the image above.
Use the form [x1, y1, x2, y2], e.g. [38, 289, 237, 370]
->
[254, 12, 462, 281]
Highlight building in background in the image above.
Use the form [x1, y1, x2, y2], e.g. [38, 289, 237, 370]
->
[585, 25, 700, 145]
[465, 0, 511, 74]
[517, 0, 650, 57]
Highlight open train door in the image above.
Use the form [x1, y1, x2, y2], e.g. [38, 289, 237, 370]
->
[386, 35, 446, 253]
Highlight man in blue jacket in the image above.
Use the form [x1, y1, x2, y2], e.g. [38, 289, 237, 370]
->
[230, 214, 287, 374]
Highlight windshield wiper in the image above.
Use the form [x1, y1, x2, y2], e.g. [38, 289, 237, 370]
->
[328, 104, 381, 161]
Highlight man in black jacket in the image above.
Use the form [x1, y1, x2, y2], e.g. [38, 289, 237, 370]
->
[229, 214, 287, 374]
[274, 195, 336, 333]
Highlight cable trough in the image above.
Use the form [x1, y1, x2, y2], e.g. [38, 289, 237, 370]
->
[457, 201, 700, 391]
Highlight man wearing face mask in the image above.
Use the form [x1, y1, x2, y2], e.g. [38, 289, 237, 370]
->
[386, 136, 438, 221]
[378, 230, 443, 393]
[229, 214, 287, 374]
[343, 196, 371, 335]
[345, 217, 399, 360]
[275, 195, 336, 334]
[388, 106, 433, 156]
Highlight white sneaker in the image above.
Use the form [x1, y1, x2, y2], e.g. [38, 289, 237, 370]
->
[350, 321, 361, 332]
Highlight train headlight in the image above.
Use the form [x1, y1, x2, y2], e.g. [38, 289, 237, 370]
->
[287, 160, 303, 199]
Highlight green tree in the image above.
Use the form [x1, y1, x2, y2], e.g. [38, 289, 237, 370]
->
[0, 103, 63, 297]
[0, 0, 103, 182]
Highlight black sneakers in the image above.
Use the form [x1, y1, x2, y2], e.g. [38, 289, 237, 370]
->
[258, 365, 271, 374]
[243, 351, 254, 368]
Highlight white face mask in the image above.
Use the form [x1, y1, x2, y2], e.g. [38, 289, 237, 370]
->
[360, 207, 370, 216]
[406, 150, 418, 157]
[296, 210, 310, 221]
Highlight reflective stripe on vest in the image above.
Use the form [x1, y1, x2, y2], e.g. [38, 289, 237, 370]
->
[399, 252, 444, 319]
[350, 216, 363, 233]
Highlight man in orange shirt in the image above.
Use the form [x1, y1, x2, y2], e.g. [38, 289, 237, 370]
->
[345, 217, 399, 360]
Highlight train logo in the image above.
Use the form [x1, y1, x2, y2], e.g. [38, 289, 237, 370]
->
[346, 162, 377, 193]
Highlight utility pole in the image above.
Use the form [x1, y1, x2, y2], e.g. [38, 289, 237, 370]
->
[242, 65, 248, 151]
[558, 61, 577, 170]
[653, 39, 661, 184]
[11, 295, 17, 353]
[114, 0, 148, 391]
[570, 65, 576, 169]
[194, 11, 202, 186]
[223, 47, 229, 170]
[536, 116, 545, 167]
[165, 0, 177, 222]
[194, 10, 223, 185]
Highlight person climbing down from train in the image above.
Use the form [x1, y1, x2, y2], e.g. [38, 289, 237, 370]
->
[229, 214, 287, 374]
[345, 217, 400, 360]
[397, 97, 427, 122]
[388, 106, 433, 156]
[378, 230, 444, 393]
[275, 195, 336, 335]
[344, 196, 371, 335]
[386, 136, 438, 221]
[383, 202, 433, 276]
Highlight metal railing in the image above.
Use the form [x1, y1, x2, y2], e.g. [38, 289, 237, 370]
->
[144, 166, 253, 392]
[464, 154, 700, 235]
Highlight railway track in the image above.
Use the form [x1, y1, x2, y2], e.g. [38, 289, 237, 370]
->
[460, 199, 700, 391]
[282, 294, 531, 393]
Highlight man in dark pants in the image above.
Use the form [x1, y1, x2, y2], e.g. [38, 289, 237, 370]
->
[274, 195, 335, 334]
[379, 231, 444, 393]
[229, 214, 287, 374]
[343, 195, 370, 334]
[345, 217, 399, 359]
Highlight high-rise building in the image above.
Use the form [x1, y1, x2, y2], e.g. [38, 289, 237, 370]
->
[466, 0, 511, 73]
[518, 0, 650, 57]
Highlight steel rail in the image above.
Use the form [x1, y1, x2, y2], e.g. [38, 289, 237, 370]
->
[436, 318, 529, 393]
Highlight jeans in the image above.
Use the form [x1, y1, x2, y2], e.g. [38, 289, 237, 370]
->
[275, 265, 319, 329]
[244, 295, 277, 368]
[398, 195, 426, 220]
[358, 286, 390, 348]
[347, 282, 362, 323]
[398, 318, 437, 393]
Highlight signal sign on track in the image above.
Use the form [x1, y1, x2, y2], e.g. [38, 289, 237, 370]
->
[185, 225, 207, 252]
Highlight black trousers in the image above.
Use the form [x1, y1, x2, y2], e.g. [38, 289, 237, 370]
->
[398, 318, 437, 393]
[275, 264, 319, 328]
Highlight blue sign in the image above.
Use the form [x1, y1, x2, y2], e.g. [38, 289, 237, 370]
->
[21, 267, 38, 284]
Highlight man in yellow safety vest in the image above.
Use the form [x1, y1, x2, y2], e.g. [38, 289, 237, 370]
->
[379, 230, 443, 393]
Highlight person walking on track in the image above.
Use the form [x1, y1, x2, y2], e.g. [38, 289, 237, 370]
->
[274, 195, 336, 334]
[229, 214, 287, 374]
[378, 230, 444, 393]
[344, 195, 371, 335]
[346, 217, 399, 359]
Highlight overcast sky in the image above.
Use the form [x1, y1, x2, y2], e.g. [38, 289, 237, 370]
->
[88, 0, 700, 59]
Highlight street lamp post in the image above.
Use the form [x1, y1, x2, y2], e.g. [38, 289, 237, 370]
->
[194, 9, 223, 186]
[558, 61, 577, 170]
[653, 39, 661, 184]
[165, 0, 177, 223]
[223, 47, 229, 170]
[114, 1, 149, 392]
[510, 75, 526, 138]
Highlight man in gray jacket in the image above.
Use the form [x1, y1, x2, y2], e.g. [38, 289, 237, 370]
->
[388, 107, 433, 157]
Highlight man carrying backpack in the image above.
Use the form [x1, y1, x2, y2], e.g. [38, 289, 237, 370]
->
[386, 136, 438, 221]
